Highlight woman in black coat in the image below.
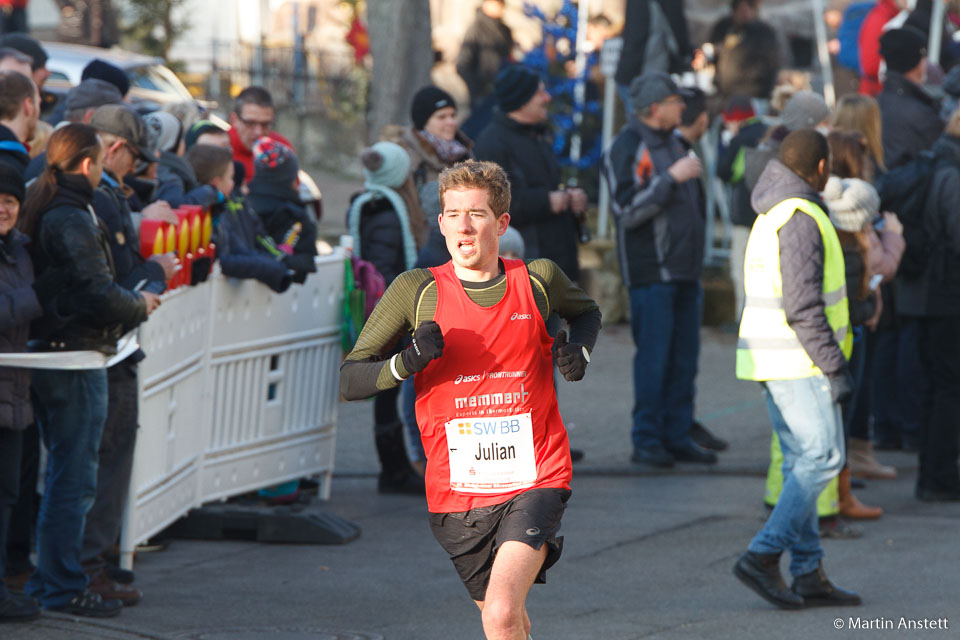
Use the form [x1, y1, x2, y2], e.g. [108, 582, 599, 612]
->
[0, 162, 55, 623]
[15, 124, 156, 618]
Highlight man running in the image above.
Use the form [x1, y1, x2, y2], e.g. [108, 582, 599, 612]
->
[340, 160, 601, 639]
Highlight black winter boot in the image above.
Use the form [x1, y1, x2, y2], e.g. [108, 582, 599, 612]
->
[733, 551, 804, 609]
[791, 562, 861, 607]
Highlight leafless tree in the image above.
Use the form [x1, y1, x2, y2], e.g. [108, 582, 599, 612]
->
[365, 0, 433, 142]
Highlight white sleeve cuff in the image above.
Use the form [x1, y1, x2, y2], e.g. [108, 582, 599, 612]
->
[390, 353, 406, 381]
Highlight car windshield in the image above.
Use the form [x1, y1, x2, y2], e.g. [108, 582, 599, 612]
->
[127, 64, 193, 99]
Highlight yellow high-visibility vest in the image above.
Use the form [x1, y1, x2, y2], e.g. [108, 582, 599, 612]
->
[736, 197, 852, 381]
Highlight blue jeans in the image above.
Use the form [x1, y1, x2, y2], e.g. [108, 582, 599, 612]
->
[401, 376, 425, 463]
[617, 83, 634, 119]
[629, 282, 702, 450]
[749, 376, 845, 576]
[26, 368, 108, 608]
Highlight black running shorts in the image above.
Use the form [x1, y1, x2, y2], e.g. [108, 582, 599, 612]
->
[429, 488, 571, 601]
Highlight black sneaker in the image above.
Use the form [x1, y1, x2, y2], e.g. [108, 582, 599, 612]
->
[690, 421, 729, 451]
[48, 590, 122, 618]
[105, 565, 135, 585]
[0, 594, 40, 623]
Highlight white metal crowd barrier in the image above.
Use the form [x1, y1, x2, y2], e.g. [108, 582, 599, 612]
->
[119, 249, 345, 568]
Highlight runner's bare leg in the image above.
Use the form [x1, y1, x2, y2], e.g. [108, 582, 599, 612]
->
[473, 541, 548, 640]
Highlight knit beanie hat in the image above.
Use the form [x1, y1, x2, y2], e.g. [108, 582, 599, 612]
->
[144, 111, 183, 153]
[411, 86, 457, 130]
[361, 141, 410, 189]
[880, 28, 927, 74]
[822, 176, 879, 232]
[185, 119, 227, 150]
[81, 59, 130, 97]
[252, 137, 299, 184]
[499, 225, 525, 258]
[0, 163, 24, 203]
[722, 94, 755, 123]
[494, 65, 541, 113]
[0, 34, 46, 71]
[781, 90, 831, 132]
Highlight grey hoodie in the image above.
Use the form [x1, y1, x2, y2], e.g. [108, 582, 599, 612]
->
[750, 159, 847, 377]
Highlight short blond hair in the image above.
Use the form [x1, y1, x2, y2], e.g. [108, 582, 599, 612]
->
[438, 160, 511, 217]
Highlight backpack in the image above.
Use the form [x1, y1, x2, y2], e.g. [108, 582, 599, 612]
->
[874, 151, 939, 279]
[837, 2, 875, 73]
[341, 254, 386, 352]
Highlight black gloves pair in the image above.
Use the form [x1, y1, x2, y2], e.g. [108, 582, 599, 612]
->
[401, 321, 444, 374]
[827, 368, 855, 406]
[399, 323, 591, 382]
[554, 330, 589, 382]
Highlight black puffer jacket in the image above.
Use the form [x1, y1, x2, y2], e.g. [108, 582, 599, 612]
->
[474, 110, 579, 281]
[878, 72, 944, 170]
[456, 9, 513, 104]
[895, 134, 960, 317]
[347, 194, 407, 286]
[94, 170, 166, 293]
[247, 180, 318, 277]
[751, 159, 847, 376]
[30, 173, 147, 353]
[0, 228, 42, 430]
[213, 198, 291, 293]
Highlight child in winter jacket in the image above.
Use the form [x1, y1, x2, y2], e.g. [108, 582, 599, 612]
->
[246, 138, 317, 282]
[186, 144, 292, 293]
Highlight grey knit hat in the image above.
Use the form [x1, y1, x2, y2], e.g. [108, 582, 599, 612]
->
[781, 90, 831, 132]
[499, 225, 525, 258]
[822, 176, 879, 232]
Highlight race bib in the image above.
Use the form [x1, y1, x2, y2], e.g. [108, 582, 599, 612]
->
[444, 412, 536, 493]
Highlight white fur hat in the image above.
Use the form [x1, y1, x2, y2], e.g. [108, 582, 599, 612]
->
[822, 176, 879, 232]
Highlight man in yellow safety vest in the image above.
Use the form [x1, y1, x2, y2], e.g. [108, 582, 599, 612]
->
[732, 129, 862, 610]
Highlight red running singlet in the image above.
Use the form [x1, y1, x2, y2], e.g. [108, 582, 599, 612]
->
[415, 259, 572, 513]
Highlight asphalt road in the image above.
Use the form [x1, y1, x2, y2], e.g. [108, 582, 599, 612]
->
[6, 324, 959, 640]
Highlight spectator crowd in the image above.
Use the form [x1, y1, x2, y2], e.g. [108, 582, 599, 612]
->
[1, 0, 960, 634]
[0, 33, 319, 622]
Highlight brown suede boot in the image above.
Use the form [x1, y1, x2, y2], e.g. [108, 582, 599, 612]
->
[848, 437, 896, 479]
[838, 466, 883, 519]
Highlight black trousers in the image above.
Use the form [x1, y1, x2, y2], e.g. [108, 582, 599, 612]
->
[0, 427, 23, 598]
[917, 315, 960, 494]
[81, 363, 140, 570]
[4, 421, 37, 576]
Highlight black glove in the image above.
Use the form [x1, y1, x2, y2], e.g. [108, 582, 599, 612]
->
[291, 269, 309, 284]
[282, 253, 316, 273]
[400, 321, 444, 374]
[190, 256, 212, 285]
[270, 272, 293, 294]
[554, 330, 588, 382]
[31, 267, 69, 309]
[827, 369, 854, 406]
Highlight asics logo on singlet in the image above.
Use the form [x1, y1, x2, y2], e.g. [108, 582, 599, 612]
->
[510, 312, 532, 320]
[455, 373, 485, 384]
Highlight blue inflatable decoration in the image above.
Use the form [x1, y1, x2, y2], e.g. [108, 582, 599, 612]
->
[521, 0, 604, 170]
